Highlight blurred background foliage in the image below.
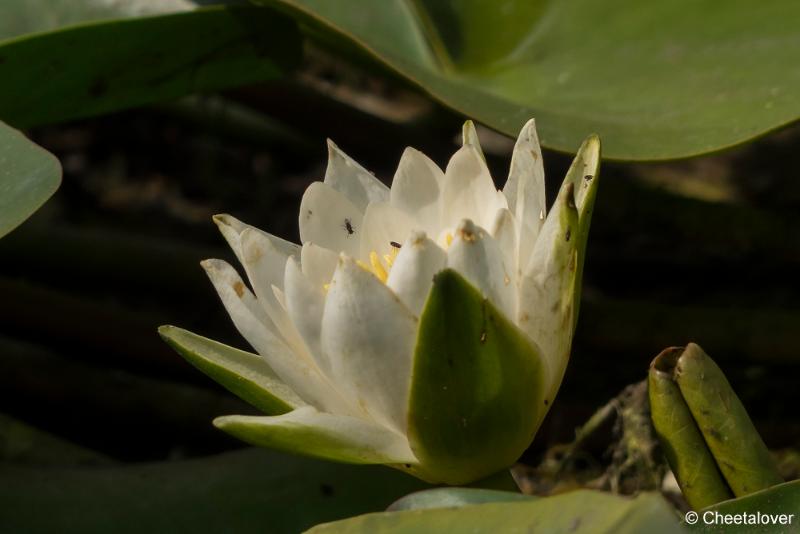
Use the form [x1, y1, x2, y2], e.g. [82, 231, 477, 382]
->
[1, 1, 799, 532]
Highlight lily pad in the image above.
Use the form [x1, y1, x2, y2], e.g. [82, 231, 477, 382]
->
[689, 480, 800, 533]
[0, 5, 301, 127]
[263, 0, 800, 160]
[307, 490, 684, 533]
[0, 447, 430, 534]
[0, 121, 60, 238]
[388, 487, 533, 512]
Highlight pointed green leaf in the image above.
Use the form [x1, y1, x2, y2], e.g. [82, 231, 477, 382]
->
[689, 480, 800, 533]
[0, 448, 430, 534]
[388, 488, 533, 512]
[0, 6, 301, 127]
[214, 407, 417, 465]
[0, 120, 61, 238]
[262, 0, 800, 161]
[307, 491, 684, 533]
[675, 343, 783, 497]
[649, 347, 733, 510]
[159, 325, 303, 415]
[407, 269, 545, 485]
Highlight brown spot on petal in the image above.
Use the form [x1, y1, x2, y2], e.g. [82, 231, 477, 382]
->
[233, 281, 245, 298]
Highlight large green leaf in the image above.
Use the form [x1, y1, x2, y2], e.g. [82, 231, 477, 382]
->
[0, 5, 301, 127]
[407, 269, 545, 485]
[689, 480, 800, 533]
[0, 448, 429, 534]
[308, 490, 684, 533]
[0, 121, 60, 238]
[263, 0, 800, 161]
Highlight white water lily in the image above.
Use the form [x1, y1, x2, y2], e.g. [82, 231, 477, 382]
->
[160, 120, 600, 485]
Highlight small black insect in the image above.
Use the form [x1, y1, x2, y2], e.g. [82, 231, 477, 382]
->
[390, 241, 402, 249]
[342, 218, 355, 236]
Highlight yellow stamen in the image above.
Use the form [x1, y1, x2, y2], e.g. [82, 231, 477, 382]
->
[370, 251, 388, 282]
[445, 232, 454, 248]
[383, 246, 399, 269]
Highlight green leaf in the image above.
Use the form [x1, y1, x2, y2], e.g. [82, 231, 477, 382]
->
[388, 488, 533, 512]
[0, 120, 60, 238]
[0, 5, 301, 128]
[0, 448, 430, 534]
[307, 490, 685, 533]
[689, 480, 800, 533]
[159, 325, 303, 415]
[263, 0, 800, 161]
[649, 348, 733, 510]
[407, 269, 545, 485]
[675, 343, 783, 497]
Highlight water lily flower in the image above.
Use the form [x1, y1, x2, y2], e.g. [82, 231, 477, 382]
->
[160, 120, 600, 485]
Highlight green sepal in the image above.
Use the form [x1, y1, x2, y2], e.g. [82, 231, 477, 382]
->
[674, 343, 783, 497]
[562, 134, 601, 329]
[649, 347, 733, 509]
[214, 407, 417, 466]
[158, 325, 303, 415]
[407, 269, 545, 485]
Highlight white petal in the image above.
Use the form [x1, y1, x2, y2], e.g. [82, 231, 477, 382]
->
[299, 181, 363, 257]
[284, 257, 329, 375]
[215, 406, 417, 464]
[201, 259, 348, 413]
[503, 119, 546, 271]
[202, 258, 272, 345]
[446, 219, 515, 321]
[300, 243, 338, 288]
[213, 213, 300, 265]
[324, 139, 389, 211]
[489, 208, 519, 311]
[386, 232, 447, 316]
[240, 229, 315, 370]
[389, 147, 443, 235]
[359, 201, 416, 262]
[441, 144, 507, 231]
[321, 256, 418, 434]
